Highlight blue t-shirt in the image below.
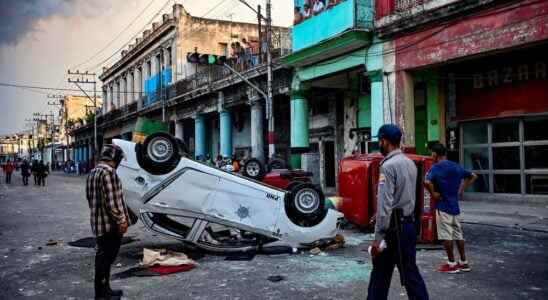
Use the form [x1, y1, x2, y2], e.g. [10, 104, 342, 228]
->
[426, 160, 472, 215]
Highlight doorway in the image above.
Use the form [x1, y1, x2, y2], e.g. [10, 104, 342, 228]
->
[324, 141, 336, 188]
[414, 82, 428, 155]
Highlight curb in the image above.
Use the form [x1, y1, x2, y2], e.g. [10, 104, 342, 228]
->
[462, 221, 548, 234]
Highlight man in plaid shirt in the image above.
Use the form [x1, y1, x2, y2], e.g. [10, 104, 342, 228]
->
[86, 144, 135, 300]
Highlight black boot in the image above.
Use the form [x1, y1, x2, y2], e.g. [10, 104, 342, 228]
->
[106, 288, 123, 297]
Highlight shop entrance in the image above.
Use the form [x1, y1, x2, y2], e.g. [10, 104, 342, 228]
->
[414, 82, 428, 155]
[324, 141, 336, 188]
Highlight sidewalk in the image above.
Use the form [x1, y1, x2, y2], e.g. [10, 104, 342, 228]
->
[460, 200, 548, 233]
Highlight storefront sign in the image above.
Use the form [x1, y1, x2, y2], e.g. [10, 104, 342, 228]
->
[473, 61, 547, 89]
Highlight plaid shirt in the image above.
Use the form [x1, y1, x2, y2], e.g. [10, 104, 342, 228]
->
[86, 162, 131, 236]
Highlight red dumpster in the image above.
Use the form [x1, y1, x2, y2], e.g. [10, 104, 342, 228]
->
[338, 153, 438, 244]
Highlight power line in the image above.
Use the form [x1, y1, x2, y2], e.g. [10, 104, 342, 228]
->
[87, 0, 232, 74]
[71, 0, 159, 71]
[84, 0, 173, 72]
[0, 82, 143, 94]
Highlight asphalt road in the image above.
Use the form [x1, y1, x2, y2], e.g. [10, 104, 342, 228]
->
[0, 173, 547, 300]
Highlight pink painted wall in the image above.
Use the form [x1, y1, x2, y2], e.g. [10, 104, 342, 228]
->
[395, 0, 548, 71]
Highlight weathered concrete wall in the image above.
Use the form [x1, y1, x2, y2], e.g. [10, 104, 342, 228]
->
[395, 0, 548, 70]
[343, 95, 358, 156]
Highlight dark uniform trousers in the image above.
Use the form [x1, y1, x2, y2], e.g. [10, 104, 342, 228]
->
[367, 222, 429, 300]
[95, 231, 123, 297]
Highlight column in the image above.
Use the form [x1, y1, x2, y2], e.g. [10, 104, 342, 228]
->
[194, 115, 206, 160]
[109, 83, 114, 112]
[290, 90, 309, 151]
[250, 100, 264, 162]
[426, 73, 441, 142]
[151, 54, 159, 103]
[370, 71, 384, 140]
[142, 60, 149, 106]
[135, 67, 141, 102]
[175, 120, 184, 140]
[113, 80, 120, 108]
[127, 71, 134, 103]
[219, 110, 232, 158]
[102, 88, 108, 114]
[123, 76, 128, 106]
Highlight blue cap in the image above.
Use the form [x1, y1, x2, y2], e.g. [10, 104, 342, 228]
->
[374, 124, 402, 144]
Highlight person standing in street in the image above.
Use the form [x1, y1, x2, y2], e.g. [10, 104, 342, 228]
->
[37, 160, 48, 186]
[31, 160, 39, 185]
[20, 160, 30, 186]
[424, 143, 477, 274]
[2, 160, 15, 184]
[367, 124, 429, 300]
[86, 144, 135, 300]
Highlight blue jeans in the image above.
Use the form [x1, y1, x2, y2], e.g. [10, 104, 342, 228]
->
[367, 222, 429, 300]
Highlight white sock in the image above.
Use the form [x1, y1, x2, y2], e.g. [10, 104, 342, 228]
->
[447, 261, 456, 267]
[459, 260, 468, 264]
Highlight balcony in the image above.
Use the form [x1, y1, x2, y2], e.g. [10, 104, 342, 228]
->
[375, 0, 498, 37]
[292, 0, 373, 52]
[283, 0, 372, 67]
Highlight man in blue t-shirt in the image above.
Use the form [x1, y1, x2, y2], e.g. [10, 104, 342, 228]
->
[424, 143, 477, 274]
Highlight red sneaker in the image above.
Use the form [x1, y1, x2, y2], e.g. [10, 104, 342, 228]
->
[437, 263, 460, 273]
[458, 262, 471, 272]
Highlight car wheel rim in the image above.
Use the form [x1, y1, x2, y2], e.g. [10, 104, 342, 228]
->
[147, 137, 173, 163]
[246, 161, 260, 177]
[295, 188, 319, 214]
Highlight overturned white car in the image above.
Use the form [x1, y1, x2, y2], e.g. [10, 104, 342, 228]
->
[114, 133, 343, 253]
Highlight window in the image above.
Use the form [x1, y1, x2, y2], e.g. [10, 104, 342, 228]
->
[461, 116, 548, 195]
[524, 117, 548, 141]
[525, 145, 548, 169]
[463, 122, 488, 145]
[494, 174, 521, 194]
[493, 147, 520, 169]
[493, 119, 519, 143]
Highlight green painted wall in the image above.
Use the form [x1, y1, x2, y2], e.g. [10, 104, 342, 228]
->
[290, 96, 309, 149]
[366, 38, 384, 140]
[296, 48, 367, 82]
[426, 75, 441, 142]
[358, 95, 371, 128]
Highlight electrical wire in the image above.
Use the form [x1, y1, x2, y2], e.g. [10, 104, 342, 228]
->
[86, 0, 232, 74]
[84, 0, 173, 72]
[71, 0, 160, 71]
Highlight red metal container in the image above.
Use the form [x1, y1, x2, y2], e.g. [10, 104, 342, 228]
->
[337, 153, 438, 243]
[338, 153, 383, 227]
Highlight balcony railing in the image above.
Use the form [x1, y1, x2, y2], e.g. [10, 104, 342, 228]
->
[292, 0, 373, 52]
[376, 0, 457, 20]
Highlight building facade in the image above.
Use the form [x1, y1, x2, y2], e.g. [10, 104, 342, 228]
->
[98, 3, 292, 164]
[375, 0, 548, 199]
[283, 0, 377, 192]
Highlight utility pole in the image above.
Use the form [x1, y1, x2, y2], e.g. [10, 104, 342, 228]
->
[33, 112, 55, 164]
[265, 0, 275, 159]
[67, 70, 98, 162]
[236, 0, 275, 159]
[47, 95, 64, 162]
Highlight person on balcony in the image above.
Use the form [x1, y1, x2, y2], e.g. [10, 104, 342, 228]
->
[294, 6, 304, 24]
[312, 0, 325, 15]
[303, 4, 312, 18]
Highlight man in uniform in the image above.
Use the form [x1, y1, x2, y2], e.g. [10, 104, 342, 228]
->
[86, 145, 136, 300]
[367, 124, 429, 300]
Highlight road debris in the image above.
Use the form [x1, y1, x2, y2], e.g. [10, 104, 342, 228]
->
[46, 239, 62, 246]
[267, 275, 285, 282]
[309, 247, 321, 255]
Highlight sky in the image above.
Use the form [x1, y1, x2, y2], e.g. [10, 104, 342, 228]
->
[0, 0, 293, 135]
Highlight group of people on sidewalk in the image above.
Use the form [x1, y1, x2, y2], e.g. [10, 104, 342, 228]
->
[1, 160, 49, 186]
[84, 124, 478, 300]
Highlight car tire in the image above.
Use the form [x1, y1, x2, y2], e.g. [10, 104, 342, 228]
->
[136, 132, 181, 175]
[286, 183, 325, 226]
[268, 158, 286, 171]
[242, 158, 266, 181]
